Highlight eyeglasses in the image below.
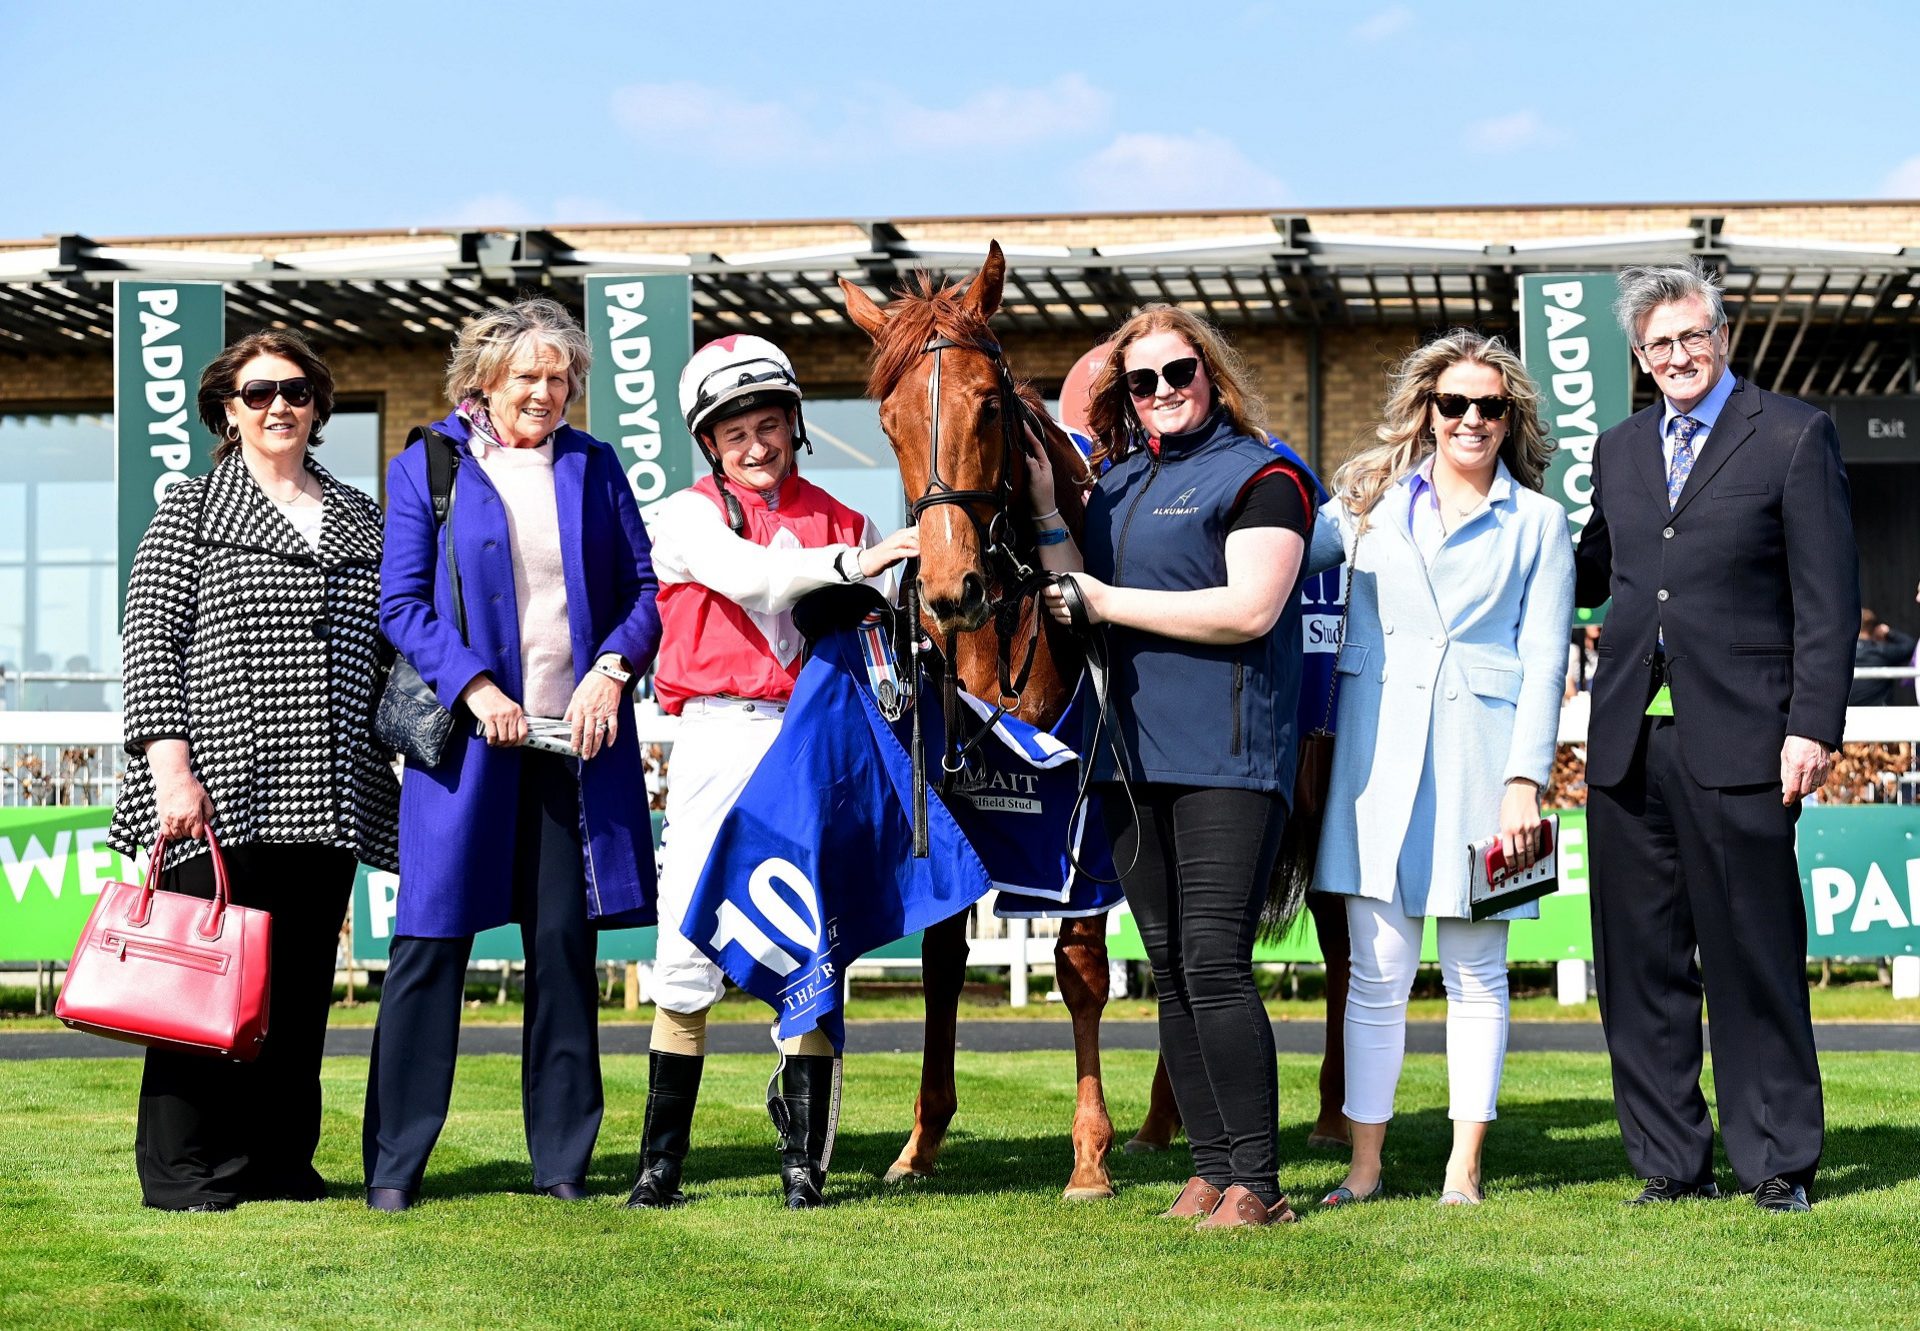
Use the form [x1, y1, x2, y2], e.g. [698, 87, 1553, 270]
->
[1636, 327, 1721, 364]
[1431, 392, 1512, 421]
[1123, 357, 1201, 399]
[233, 378, 315, 410]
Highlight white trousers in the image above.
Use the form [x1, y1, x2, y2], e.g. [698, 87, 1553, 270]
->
[652, 696, 787, 1015]
[1343, 894, 1511, 1125]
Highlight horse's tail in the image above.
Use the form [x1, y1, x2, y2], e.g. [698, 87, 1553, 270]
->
[1257, 803, 1320, 944]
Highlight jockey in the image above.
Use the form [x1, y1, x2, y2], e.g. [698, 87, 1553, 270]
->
[625, 333, 917, 1211]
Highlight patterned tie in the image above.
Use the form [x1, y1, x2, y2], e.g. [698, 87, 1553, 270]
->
[1666, 414, 1701, 509]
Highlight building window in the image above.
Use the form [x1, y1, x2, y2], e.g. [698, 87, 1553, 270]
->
[0, 411, 118, 710]
[799, 397, 905, 530]
[0, 404, 380, 711]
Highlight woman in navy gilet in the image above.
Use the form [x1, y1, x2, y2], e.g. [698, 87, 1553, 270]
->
[1030, 306, 1313, 1228]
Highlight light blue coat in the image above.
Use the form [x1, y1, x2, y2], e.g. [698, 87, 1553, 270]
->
[1307, 462, 1574, 919]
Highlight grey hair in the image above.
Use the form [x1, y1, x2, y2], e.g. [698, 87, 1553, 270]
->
[1613, 258, 1726, 345]
[444, 296, 592, 409]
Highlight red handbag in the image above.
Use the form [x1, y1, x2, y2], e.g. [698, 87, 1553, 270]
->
[56, 829, 271, 1061]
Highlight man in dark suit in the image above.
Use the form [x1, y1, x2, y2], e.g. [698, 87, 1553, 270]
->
[1575, 259, 1857, 1214]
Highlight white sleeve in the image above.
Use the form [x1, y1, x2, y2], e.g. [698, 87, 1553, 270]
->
[642, 490, 858, 615]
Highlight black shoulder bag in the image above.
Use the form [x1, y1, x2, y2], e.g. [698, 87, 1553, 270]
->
[373, 428, 466, 768]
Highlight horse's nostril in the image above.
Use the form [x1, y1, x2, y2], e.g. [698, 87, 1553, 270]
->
[962, 573, 987, 608]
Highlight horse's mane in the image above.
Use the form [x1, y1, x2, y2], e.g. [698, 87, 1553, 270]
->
[862, 271, 998, 400]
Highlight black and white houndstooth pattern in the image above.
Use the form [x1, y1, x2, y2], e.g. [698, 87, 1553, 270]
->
[109, 453, 400, 873]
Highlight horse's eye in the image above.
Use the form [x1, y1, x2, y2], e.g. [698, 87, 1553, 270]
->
[981, 396, 1000, 419]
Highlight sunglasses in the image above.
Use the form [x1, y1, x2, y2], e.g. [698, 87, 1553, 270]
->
[1123, 357, 1201, 399]
[1431, 392, 1512, 421]
[232, 377, 315, 410]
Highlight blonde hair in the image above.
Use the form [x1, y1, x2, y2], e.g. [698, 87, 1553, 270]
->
[1331, 329, 1553, 527]
[1084, 305, 1267, 470]
[444, 296, 591, 409]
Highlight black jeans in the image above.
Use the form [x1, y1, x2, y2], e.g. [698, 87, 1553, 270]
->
[363, 751, 602, 1193]
[1102, 782, 1286, 1198]
[136, 841, 355, 1210]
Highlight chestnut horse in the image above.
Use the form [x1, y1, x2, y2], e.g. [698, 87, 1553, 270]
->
[839, 243, 1117, 1199]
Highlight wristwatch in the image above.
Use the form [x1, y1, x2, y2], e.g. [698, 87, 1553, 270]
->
[592, 655, 634, 685]
[836, 548, 869, 584]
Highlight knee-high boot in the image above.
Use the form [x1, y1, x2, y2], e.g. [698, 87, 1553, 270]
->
[625, 1051, 704, 1209]
[771, 1054, 840, 1209]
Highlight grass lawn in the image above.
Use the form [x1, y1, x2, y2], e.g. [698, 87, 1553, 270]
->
[5, 1050, 1919, 1330]
[5, 979, 1915, 1031]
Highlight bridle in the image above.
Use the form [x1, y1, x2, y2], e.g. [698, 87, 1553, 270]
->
[892, 334, 1058, 846]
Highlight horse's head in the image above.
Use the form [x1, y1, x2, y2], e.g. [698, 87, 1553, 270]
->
[840, 243, 1017, 635]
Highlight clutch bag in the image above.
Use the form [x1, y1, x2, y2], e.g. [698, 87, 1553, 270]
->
[1467, 814, 1561, 921]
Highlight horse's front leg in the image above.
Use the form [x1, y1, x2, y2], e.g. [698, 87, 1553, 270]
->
[1054, 914, 1115, 1199]
[887, 908, 968, 1182]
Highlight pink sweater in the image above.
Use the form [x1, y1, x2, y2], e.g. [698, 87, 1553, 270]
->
[472, 438, 574, 718]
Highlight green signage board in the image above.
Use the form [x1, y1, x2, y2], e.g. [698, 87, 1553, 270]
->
[583, 274, 699, 505]
[0, 807, 140, 960]
[114, 281, 225, 605]
[1518, 273, 1633, 624]
[9, 806, 1915, 966]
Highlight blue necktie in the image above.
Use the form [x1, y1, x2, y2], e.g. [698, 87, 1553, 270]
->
[1666, 414, 1701, 509]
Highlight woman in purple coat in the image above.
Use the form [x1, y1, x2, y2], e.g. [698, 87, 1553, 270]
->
[362, 297, 661, 1211]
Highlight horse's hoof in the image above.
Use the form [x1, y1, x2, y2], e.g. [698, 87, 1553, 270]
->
[1062, 1184, 1116, 1202]
[1122, 1136, 1171, 1155]
[884, 1162, 935, 1184]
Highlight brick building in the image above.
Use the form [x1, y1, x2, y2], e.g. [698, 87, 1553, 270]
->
[3, 202, 1917, 702]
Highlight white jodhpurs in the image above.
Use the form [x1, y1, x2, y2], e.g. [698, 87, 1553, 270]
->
[652, 696, 787, 1015]
[1342, 893, 1511, 1125]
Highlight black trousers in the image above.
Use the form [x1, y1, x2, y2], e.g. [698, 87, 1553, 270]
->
[1588, 716, 1823, 1191]
[1102, 782, 1286, 1198]
[362, 752, 602, 1193]
[136, 842, 354, 1210]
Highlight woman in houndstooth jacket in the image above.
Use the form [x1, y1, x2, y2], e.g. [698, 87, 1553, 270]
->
[109, 329, 398, 1212]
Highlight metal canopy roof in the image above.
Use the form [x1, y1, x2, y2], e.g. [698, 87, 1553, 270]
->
[4, 215, 1918, 396]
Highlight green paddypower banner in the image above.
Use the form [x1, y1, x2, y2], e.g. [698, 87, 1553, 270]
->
[114, 281, 225, 606]
[9, 806, 1916, 964]
[1518, 273, 1633, 625]
[0, 807, 140, 960]
[584, 274, 699, 505]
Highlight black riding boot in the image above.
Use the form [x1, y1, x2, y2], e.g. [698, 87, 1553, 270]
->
[625, 1051, 704, 1209]
[772, 1054, 839, 1209]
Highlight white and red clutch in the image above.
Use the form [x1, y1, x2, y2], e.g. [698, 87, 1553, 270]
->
[1467, 814, 1561, 921]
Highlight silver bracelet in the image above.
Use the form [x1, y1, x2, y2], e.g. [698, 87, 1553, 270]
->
[1033, 507, 1061, 523]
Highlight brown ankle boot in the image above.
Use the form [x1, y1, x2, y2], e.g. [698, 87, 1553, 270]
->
[1195, 1184, 1298, 1229]
[1158, 1177, 1224, 1219]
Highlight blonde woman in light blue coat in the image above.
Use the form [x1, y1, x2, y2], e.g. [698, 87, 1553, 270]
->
[1308, 330, 1574, 1208]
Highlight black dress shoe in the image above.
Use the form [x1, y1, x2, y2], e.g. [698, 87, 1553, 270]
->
[1627, 1176, 1721, 1205]
[1752, 1177, 1812, 1212]
[178, 1200, 238, 1213]
[365, 1187, 415, 1213]
[537, 1182, 590, 1201]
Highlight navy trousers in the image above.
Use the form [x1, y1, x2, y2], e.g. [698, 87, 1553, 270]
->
[362, 752, 603, 1193]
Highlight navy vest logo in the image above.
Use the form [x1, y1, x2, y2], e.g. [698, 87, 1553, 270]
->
[1152, 484, 1201, 516]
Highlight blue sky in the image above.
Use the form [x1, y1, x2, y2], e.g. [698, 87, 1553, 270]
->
[3, 0, 1917, 239]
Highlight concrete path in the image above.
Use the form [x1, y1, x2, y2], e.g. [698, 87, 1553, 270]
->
[6, 1020, 1918, 1060]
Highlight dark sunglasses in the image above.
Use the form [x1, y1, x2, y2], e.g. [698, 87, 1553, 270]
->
[233, 377, 315, 410]
[1123, 357, 1201, 399]
[1431, 392, 1512, 421]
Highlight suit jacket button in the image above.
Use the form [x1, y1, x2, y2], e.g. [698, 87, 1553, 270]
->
[1657, 589, 1670, 602]
[1663, 527, 1675, 539]
[311, 618, 329, 640]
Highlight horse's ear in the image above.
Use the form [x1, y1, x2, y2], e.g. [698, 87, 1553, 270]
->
[964, 240, 1006, 321]
[839, 278, 888, 340]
